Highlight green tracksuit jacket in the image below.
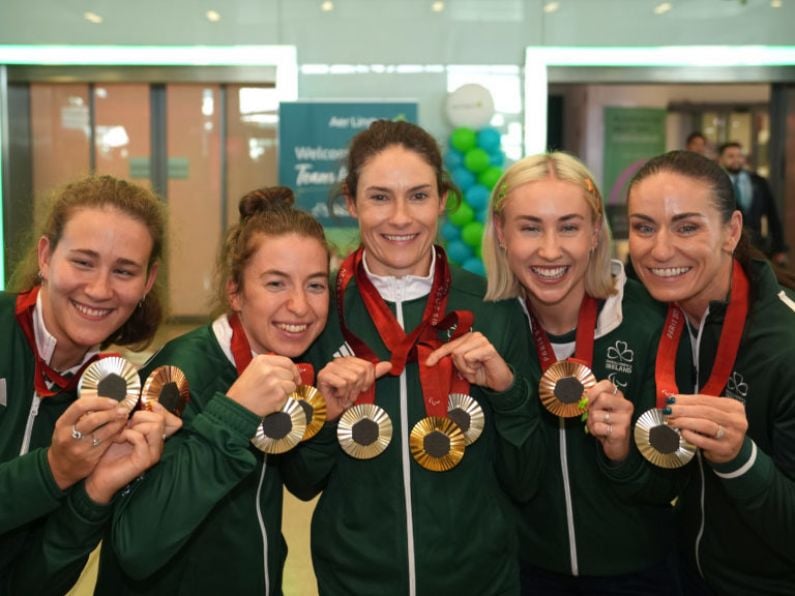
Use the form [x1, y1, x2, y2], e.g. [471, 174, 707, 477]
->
[0, 291, 111, 595]
[96, 318, 325, 595]
[674, 259, 795, 595]
[514, 264, 681, 578]
[299, 261, 542, 596]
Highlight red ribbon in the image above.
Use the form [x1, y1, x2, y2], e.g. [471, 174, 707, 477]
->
[227, 312, 314, 385]
[527, 294, 598, 372]
[336, 245, 473, 416]
[15, 287, 100, 397]
[654, 259, 749, 408]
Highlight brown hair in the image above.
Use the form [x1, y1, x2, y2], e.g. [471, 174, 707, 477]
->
[334, 119, 459, 206]
[214, 186, 329, 315]
[9, 175, 166, 350]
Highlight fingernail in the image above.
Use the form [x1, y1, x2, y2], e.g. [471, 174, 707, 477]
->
[662, 406, 672, 415]
[665, 395, 676, 405]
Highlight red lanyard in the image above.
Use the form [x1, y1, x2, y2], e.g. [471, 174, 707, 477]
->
[527, 294, 598, 372]
[336, 246, 472, 415]
[15, 287, 99, 397]
[227, 312, 314, 385]
[654, 259, 749, 408]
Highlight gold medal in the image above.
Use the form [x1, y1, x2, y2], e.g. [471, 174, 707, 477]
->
[447, 393, 484, 446]
[78, 356, 141, 413]
[251, 398, 307, 454]
[634, 408, 696, 469]
[409, 416, 465, 472]
[337, 403, 392, 459]
[539, 360, 597, 418]
[292, 385, 327, 441]
[140, 365, 190, 417]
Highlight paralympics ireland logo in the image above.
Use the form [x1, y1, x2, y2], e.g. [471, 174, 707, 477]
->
[605, 340, 634, 375]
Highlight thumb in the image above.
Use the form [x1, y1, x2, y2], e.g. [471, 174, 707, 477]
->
[374, 361, 393, 379]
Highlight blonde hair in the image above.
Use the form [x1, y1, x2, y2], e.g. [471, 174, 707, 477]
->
[483, 152, 616, 301]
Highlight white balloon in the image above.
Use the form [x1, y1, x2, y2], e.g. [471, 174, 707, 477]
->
[445, 84, 495, 129]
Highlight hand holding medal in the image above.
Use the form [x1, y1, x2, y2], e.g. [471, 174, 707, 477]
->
[584, 380, 634, 462]
[425, 330, 514, 393]
[316, 357, 392, 421]
[663, 394, 748, 464]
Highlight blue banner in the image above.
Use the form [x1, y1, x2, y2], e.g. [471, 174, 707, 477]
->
[278, 101, 418, 226]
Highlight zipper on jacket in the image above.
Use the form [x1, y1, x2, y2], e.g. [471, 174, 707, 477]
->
[559, 418, 579, 576]
[396, 297, 417, 596]
[255, 458, 270, 595]
[19, 395, 42, 456]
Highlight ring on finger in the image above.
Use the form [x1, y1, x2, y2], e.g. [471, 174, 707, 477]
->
[71, 425, 83, 441]
[611, 384, 618, 395]
[714, 425, 725, 440]
[91, 434, 101, 448]
[603, 412, 611, 424]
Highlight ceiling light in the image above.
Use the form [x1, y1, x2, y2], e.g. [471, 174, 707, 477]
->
[653, 2, 672, 15]
[431, 1, 445, 12]
[83, 11, 103, 24]
[206, 10, 221, 22]
[543, 2, 560, 13]
[321, 1, 334, 11]
[771, 0, 782, 7]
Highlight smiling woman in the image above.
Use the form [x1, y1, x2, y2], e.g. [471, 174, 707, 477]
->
[0, 175, 177, 594]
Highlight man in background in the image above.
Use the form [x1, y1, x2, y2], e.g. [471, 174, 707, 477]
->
[685, 131, 707, 156]
[718, 141, 788, 265]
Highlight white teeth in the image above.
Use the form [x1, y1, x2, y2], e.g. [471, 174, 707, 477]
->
[277, 323, 309, 333]
[73, 302, 112, 317]
[531, 266, 568, 280]
[384, 234, 416, 241]
[650, 267, 690, 278]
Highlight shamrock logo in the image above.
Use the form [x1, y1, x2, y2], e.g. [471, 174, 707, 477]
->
[727, 371, 748, 397]
[607, 341, 634, 363]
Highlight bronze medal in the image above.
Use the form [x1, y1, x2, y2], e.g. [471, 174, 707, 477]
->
[447, 393, 484, 446]
[409, 416, 465, 472]
[634, 407, 696, 469]
[78, 356, 141, 413]
[251, 397, 307, 454]
[292, 384, 327, 441]
[140, 365, 190, 417]
[539, 360, 597, 418]
[337, 403, 392, 459]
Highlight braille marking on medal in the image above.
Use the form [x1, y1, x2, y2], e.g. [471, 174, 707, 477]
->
[554, 376, 584, 404]
[424, 430, 450, 458]
[98, 373, 127, 402]
[352, 418, 379, 446]
[447, 408, 471, 433]
[158, 381, 180, 413]
[649, 424, 680, 454]
[262, 412, 292, 439]
[297, 400, 314, 421]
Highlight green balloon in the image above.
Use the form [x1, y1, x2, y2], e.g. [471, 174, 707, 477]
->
[447, 202, 474, 227]
[475, 242, 483, 258]
[464, 148, 490, 174]
[478, 166, 503, 190]
[461, 221, 484, 248]
[450, 127, 477, 153]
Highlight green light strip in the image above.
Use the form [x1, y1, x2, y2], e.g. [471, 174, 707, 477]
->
[524, 45, 795, 154]
[0, 91, 5, 290]
[0, 45, 298, 289]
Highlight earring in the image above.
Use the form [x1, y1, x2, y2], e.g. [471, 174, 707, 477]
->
[138, 295, 146, 309]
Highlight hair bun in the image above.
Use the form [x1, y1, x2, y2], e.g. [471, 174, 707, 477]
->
[239, 186, 295, 219]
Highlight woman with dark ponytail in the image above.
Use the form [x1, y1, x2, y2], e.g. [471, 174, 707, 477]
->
[626, 150, 795, 595]
[97, 186, 382, 594]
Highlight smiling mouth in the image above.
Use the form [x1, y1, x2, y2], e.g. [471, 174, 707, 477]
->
[275, 322, 310, 334]
[71, 300, 113, 319]
[649, 266, 692, 278]
[382, 233, 418, 242]
[531, 265, 569, 280]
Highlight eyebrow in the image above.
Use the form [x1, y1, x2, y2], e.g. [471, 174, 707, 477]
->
[68, 248, 144, 269]
[260, 270, 328, 280]
[364, 184, 432, 193]
[629, 212, 705, 222]
[515, 213, 585, 223]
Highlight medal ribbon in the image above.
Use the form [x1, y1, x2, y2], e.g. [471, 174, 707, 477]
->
[336, 245, 472, 415]
[15, 287, 101, 397]
[654, 259, 749, 408]
[228, 313, 314, 385]
[527, 294, 598, 372]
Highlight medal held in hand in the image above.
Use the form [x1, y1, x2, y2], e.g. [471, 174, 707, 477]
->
[78, 356, 141, 413]
[337, 403, 393, 459]
[140, 365, 190, 417]
[636, 260, 749, 468]
[251, 397, 308, 454]
[530, 296, 598, 419]
[293, 363, 327, 442]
